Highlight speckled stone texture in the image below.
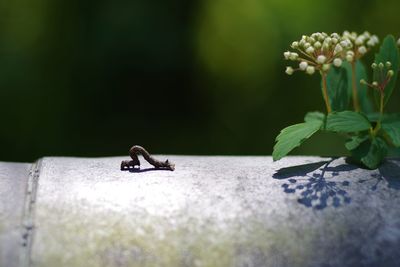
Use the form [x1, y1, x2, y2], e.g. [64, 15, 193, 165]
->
[1, 156, 400, 267]
[0, 162, 31, 267]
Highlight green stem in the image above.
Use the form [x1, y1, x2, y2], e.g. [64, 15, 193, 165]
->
[373, 92, 385, 136]
[351, 61, 360, 112]
[379, 92, 384, 121]
[321, 72, 332, 114]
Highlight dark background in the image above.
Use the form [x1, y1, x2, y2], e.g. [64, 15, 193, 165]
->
[1, 0, 399, 162]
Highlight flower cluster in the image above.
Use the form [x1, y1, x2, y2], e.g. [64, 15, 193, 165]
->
[360, 61, 394, 93]
[284, 31, 379, 76]
[284, 32, 346, 75]
[342, 31, 379, 62]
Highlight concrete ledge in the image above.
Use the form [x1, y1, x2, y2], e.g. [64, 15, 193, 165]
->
[0, 162, 31, 267]
[1, 156, 400, 267]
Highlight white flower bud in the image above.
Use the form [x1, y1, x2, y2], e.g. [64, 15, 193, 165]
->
[366, 39, 374, 47]
[285, 66, 294, 75]
[322, 64, 330, 71]
[378, 62, 384, 69]
[372, 81, 378, 87]
[340, 40, 348, 47]
[386, 61, 392, 68]
[371, 63, 377, 69]
[360, 79, 367, 85]
[324, 37, 332, 44]
[284, 51, 290, 59]
[388, 70, 394, 77]
[355, 36, 364, 46]
[358, 46, 367, 54]
[289, 52, 299, 60]
[331, 38, 338, 44]
[367, 35, 379, 47]
[317, 55, 327, 64]
[314, 41, 322, 49]
[331, 33, 340, 39]
[334, 44, 343, 53]
[291, 41, 299, 48]
[346, 54, 354, 62]
[306, 66, 315, 75]
[299, 61, 308, 70]
[333, 58, 342, 67]
[347, 51, 354, 56]
[306, 46, 315, 54]
[304, 42, 311, 49]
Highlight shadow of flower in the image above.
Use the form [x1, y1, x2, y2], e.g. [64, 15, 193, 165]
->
[273, 159, 355, 210]
[274, 158, 400, 210]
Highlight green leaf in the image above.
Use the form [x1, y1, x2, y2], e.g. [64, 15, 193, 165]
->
[345, 134, 369, 151]
[324, 66, 349, 111]
[381, 114, 400, 147]
[343, 60, 374, 114]
[366, 112, 400, 122]
[350, 136, 388, 169]
[304, 111, 325, 123]
[326, 111, 371, 133]
[273, 121, 322, 161]
[373, 35, 399, 106]
[366, 112, 381, 122]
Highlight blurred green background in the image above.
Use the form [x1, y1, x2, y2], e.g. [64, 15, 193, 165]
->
[1, 0, 400, 162]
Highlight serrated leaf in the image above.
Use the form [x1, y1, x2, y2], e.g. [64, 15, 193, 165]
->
[343, 60, 374, 114]
[345, 135, 369, 151]
[304, 111, 325, 123]
[273, 121, 322, 161]
[381, 114, 400, 147]
[350, 136, 388, 169]
[326, 111, 371, 133]
[324, 66, 349, 111]
[373, 35, 399, 106]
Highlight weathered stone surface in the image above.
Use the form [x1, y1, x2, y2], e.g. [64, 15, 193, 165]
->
[0, 162, 31, 267]
[1, 156, 400, 267]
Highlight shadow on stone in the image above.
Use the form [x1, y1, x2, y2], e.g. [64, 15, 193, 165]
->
[273, 158, 353, 210]
[121, 167, 169, 173]
[358, 160, 400, 191]
[274, 158, 400, 210]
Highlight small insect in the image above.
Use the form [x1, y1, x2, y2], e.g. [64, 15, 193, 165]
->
[121, 145, 175, 171]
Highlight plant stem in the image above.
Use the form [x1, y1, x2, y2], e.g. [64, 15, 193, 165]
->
[321, 72, 332, 114]
[373, 92, 385, 136]
[379, 92, 384, 121]
[351, 62, 360, 112]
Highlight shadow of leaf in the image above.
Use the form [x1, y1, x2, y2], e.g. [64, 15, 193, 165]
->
[273, 161, 329, 179]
